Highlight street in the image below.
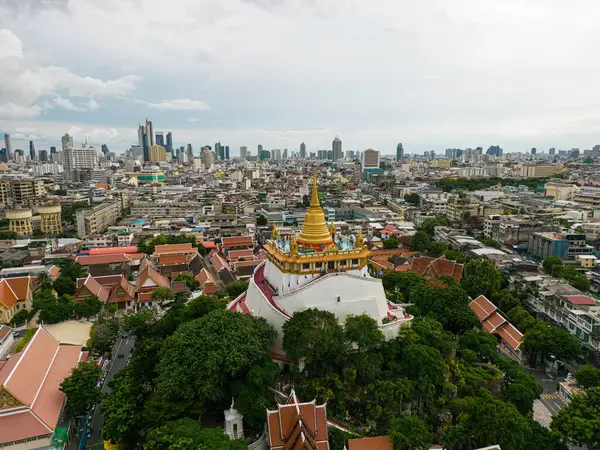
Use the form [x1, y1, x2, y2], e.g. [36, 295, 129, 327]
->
[86, 334, 136, 448]
[525, 368, 568, 420]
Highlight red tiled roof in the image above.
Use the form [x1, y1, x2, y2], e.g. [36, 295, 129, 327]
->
[75, 253, 145, 266]
[496, 323, 523, 351]
[482, 312, 506, 332]
[348, 436, 392, 450]
[0, 277, 30, 309]
[77, 275, 111, 303]
[154, 243, 194, 255]
[564, 295, 596, 306]
[157, 254, 188, 266]
[222, 236, 254, 249]
[0, 325, 11, 344]
[267, 390, 329, 450]
[470, 295, 497, 320]
[201, 241, 217, 249]
[89, 246, 138, 255]
[410, 255, 463, 282]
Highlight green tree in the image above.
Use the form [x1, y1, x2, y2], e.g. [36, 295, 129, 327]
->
[87, 319, 119, 356]
[551, 387, 600, 450]
[383, 237, 399, 249]
[527, 420, 568, 450]
[458, 329, 498, 363]
[410, 231, 430, 252]
[461, 259, 501, 299]
[154, 309, 278, 428]
[151, 287, 175, 304]
[145, 419, 247, 450]
[74, 295, 103, 318]
[495, 291, 521, 314]
[481, 238, 501, 249]
[344, 314, 384, 351]
[542, 256, 563, 274]
[256, 215, 268, 226]
[427, 241, 448, 257]
[36, 272, 54, 291]
[421, 217, 448, 236]
[225, 280, 248, 298]
[10, 309, 30, 327]
[444, 249, 464, 262]
[123, 309, 154, 335]
[413, 317, 454, 354]
[575, 365, 600, 389]
[497, 359, 543, 415]
[381, 271, 426, 303]
[283, 308, 347, 375]
[57, 260, 87, 281]
[507, 306, 537, 332]
[15, 328, 36, 352]
[53, 276, 76, 296]
[59, 361, 102, 417]
[404, 193, 421, 205]
[571, 275, 591, 291]
[389, 415, 432, 450]
[175, 273, 199, 290]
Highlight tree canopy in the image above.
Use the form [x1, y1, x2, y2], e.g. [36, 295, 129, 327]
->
[551, 387, 600, 450]
[60, 361, 102, 418]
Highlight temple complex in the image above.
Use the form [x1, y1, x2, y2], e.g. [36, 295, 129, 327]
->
[229, 169, 413, 353]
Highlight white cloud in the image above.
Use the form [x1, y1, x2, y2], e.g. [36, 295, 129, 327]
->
[0, 28, 141, 120]
[139, 99, 210, 111]
[186, 118, 200, 122]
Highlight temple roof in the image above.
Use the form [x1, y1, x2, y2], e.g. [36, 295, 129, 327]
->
[296, 168, 333, 249]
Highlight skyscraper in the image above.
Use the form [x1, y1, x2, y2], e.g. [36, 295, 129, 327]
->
[215, 142, 223, 160]
[549, 148, 556, 156]
[531, 147, 537, 155]
[332, 136, 342, 161]
[396, 143, 404, 160]
[29, 141, 36, 160]
[362, 149, 380, 171]
[155, 132, 164, 146]
[145, 119, 155, 147]
[300, 142, 306, 158]
[185, 144, 193, 158]
[61, 133, 73, 151]
[101, 144, 109, 155]
[258, 144, 263, 155]
[39, 150, 48, 162]
[283, 149, 288, 160]
[240, 146, 248, 159]
[166, 132, 173, 151]
[4, 133, 12, 161]
[64, 146, 98, 181]
[225, 146, 230, 160]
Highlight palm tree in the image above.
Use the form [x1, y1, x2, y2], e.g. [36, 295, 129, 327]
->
[36, 272, 53, 292]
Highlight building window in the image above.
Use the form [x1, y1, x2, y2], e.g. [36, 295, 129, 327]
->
[352, 259, 359, 265]
[302, 263, 310, 270]
[315, 262, 322, 269]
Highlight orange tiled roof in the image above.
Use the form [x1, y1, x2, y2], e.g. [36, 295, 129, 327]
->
[0, 277, 31, 309]
[410, 256, 463, 282]
[222, 236, 254, 249]
[496, 323, 523, 351]
[469, 295, 497, 320]
[154, 243, 194, 255]
[348, 436, 392, 450]
[75, 253, 145, 266]
[267, 390, 329, 450]
[157, 254, 189, 266]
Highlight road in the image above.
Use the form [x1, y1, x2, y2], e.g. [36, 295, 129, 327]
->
[86, 335, 136, 448]
[526, 368, 568, 416]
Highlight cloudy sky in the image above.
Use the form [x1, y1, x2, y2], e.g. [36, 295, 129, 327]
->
[1, 0, 600, 156]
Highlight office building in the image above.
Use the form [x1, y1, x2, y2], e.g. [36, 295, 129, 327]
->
[61, 133, 73, 151]
[149, 145, 167, 162]
[362, 149, 380, 171]
[531, 147, 537, 155]
[64, 146, 98, 182]
[528, 232, 593, 260]
[76, 200, 122, 237]
[396, 143, 404, 160]
[240, 146, 248, 159]
[520, 164, 556, 178]
[283, 149, 288, 160]
[101, 144, 109, 155]
[225, 146, 230, 160]
[549, 148, 556, 156]
[3, 133, 12, 161]
[201, 146, 215, 169]
[486, 145, 503, 157]
[332, 136, 343, 161]
[345, 150, 355, 159]
[185, 143, 193, 158]
[165, 132, 173, 151]
[300, 142, 306, 158]
[155, 132, 164, 146]
[38, 150, 48, 162]
[145, 119, 154, 147]
[29, 141, 36, 160]
[258, 144, 263, 155]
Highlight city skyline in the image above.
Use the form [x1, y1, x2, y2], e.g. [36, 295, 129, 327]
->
[2, 1, 600, 153]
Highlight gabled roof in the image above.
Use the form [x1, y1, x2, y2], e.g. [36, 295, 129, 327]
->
[222, 236, 254, 249]
[154, 243, 195, 255]
[267, 389, 329, 450]
[0, 327, 84, 444]
[469, 295, 523, 353]
[410, 255, 464, 282]
[135, 259, 170, 292]
[157, 254, 189, 267]
[77, 275, 111, 303]
[348, 436, 392, 450]
[470, 295, 497, 320]
[0, 276, 31, 309]
[75, 253, 145, 266]
[89, 246, 138, 255]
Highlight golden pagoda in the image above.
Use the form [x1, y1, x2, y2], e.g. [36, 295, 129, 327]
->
[297, 168, 334, 250]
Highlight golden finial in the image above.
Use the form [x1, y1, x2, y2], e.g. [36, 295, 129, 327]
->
[310, 167, 320, 208]
[329, 220, 336, 236]
[356, 229, 365, 248]
[290, 234, 299, 255]
[272, 223, 279, 240]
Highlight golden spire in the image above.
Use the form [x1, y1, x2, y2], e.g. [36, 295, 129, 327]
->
[329, 220, 336, 236]
[296, 167, 333, 250]
[272, 223, 279, 240]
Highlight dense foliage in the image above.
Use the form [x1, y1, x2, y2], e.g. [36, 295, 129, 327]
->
[137, 234, 198, 255]
[60, 361, 102, 417]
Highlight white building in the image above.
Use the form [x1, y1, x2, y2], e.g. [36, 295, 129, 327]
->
[64, 146, 98, 182]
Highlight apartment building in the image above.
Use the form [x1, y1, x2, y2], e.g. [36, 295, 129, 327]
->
[484, 215, 546, 246]
[76, 200, 122, 237]
[0, 179, 46, 206]
[131, 201, 204, 218]
[520, 164, 557, 178]
[528, 232, 593, 260]
[446, 197, 480, 223]
[64, 146, 98, 182]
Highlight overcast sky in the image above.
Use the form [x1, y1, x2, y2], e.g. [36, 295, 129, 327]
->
[1, 0, 600, 155]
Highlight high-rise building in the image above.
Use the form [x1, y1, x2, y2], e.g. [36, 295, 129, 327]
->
[549, 148, 556, 156]
[166, 132, 173, 151]
[4, 133, 12, 161]
[29, 141, 36, 160]
[531, 147, 537, 155]
[50, 146, 57, 156]
[362, 149, 380, 171]
[332, 136, 342, 161]
[145, 119, 155, 147]
[101, 144, 109, 155]
[240, 146, 248, 159]
[225, 146, 230, 160]
[64, 146, 98, 182]
[300, 142, 306, 158]
[155, 132, 164, 146]
[345, 150, 355, 159]
[185, 143, 193, 158]
[396, 143, 404, 160]
[283, 149, 288, 160]
[201, 146, 215, 169]
[149, 145, 167, 162]
[39, 150, 48, 162]
[486, 145, 503, 157]
[61, 133, 73, 151]
[258, 144, 263, 155]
